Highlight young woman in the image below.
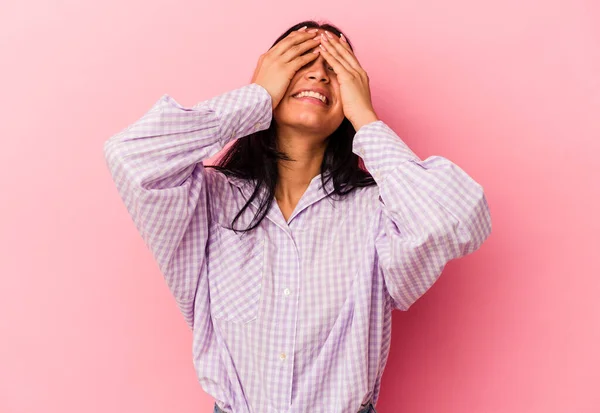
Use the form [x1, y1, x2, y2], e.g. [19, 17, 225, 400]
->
[104, 20, 492, 413]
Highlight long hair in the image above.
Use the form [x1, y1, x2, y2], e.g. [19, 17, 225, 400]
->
[206, 20, 376, 232]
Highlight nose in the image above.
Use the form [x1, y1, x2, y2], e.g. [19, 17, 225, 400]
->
[305, 55, 330, 83]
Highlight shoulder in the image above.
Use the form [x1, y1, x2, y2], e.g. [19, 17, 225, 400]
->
[204, 167, 235, 194]
[326, 183, 381, 229]
[204, 167, 256, 227]
[347, 183, 380, 210]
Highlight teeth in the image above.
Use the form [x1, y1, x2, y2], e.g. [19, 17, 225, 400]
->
[294, 90, 327, 104]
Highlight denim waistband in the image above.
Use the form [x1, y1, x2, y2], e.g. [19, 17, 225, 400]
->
[213, 400, 377, 413]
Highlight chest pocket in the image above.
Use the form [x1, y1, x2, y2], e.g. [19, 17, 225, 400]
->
[207, 223, 265, 325]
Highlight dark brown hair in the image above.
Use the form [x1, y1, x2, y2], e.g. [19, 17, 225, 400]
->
[206, 20, 375, 232]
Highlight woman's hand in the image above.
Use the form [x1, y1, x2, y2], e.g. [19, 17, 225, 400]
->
[251, 27, 322, 110]
[317, 32, 379, 131]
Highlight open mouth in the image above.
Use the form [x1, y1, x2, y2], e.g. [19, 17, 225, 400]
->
[291, 90, 329, 106]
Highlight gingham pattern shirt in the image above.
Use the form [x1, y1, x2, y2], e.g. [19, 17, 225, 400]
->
[103, 83, 492, 413]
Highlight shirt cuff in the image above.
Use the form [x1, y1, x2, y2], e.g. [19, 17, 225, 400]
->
[352, 120, 421, 179]
[203, 83, 273, 146]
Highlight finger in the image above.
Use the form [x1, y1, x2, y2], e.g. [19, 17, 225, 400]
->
[280, 35, 321, 63]
[318, 44, 352, 77]
[271, 29, 320, 58]
[338, 33, 354, 54]
[319, 38, 355, 75]
[321, 33, 362, 73]
[289, 48, 321, 72]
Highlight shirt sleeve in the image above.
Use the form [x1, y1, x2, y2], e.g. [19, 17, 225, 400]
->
[353, 120, 492, 311]
[102, 83, 272, 327]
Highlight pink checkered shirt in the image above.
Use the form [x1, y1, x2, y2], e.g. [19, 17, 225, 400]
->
[103, 83, 492, 413]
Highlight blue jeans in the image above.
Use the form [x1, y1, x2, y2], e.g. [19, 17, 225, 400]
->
[213, 400, 377, 413]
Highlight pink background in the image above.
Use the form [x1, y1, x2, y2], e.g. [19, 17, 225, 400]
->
[1, 0, 599, 412]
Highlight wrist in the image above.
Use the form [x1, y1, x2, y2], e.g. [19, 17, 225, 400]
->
[350, 111, 379, 131]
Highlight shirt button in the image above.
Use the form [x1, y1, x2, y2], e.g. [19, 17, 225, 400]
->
[283, 288, 291, 296]
[279, 352, 287, 361]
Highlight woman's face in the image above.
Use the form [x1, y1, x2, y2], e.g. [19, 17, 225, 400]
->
[273, 29, 346, 139]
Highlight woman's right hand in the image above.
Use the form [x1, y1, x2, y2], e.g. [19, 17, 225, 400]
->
[251, 27, 321, 110]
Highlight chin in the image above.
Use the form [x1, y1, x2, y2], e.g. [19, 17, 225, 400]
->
[296, 111, 327, 124]
[278, 109, 329, 126]
[292, 117, 333, 132]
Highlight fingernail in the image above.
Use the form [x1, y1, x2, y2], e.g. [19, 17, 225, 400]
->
[308, 28, 319, 33]
[298, 26, 307, 31]
[340, 33, 347, 43]
[321, 33, 328, 42]
[325, 31, 334, 39]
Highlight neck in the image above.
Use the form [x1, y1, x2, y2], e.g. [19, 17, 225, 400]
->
[274, 126, 327, 206]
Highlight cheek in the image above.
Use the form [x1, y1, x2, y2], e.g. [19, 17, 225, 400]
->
[286, 74, 304, 94]
[331, 95, 345, 117]
[333, 108, 346, 124]
[272, 97, 298, 124]
[330, 84, 341, 105]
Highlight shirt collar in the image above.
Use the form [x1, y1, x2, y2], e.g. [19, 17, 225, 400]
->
[225, 173, 335, 226]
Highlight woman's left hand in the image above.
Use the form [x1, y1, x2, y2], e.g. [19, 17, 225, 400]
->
[318, 32, 379, 131]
